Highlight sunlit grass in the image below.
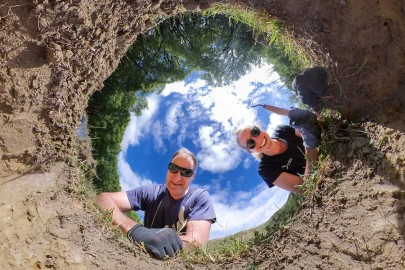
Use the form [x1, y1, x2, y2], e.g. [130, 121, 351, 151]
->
[201, 2, 310, 71]
[179, 235, 251, 267]
[178, 193, 303, 266]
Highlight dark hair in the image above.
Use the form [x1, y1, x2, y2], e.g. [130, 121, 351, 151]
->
[171, 148, 198, 170]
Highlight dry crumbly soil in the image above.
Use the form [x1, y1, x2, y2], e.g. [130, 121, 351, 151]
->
[0, 0, 404, 269]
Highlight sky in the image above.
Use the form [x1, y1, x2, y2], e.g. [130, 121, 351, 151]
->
[118, 62, 296, 239]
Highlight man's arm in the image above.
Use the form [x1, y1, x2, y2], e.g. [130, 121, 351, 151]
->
[95, 191, 183, 259]
[94, 192, 137, 233]
[179, 220, 212, 250]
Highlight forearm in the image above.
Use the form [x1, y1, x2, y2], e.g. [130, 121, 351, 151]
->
[263, 104, 289, 116]
[94, 193, 136, 233]
[179, 234, 200, 250]
[179, 220, 211, 250]
[304, 147, 319, 176]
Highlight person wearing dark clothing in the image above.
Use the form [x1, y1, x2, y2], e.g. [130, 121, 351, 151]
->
[236, 123, 319, 194]
[95, 148, 216, 259]
[258, 125, 306, 188]
[291, 66, 329, 113]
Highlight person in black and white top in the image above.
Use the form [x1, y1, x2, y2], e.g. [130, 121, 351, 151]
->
[236, 106, 321, 194]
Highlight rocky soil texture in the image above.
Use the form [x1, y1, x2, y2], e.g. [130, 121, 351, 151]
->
[1, 0, 404, 269]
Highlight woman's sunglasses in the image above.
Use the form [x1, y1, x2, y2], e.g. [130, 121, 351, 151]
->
[246, 126, 261, 150]
[168, 163, 195, 177]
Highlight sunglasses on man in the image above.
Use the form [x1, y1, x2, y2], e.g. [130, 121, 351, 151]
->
[246, 126, 261, 150]
[168, 163, 195, 177]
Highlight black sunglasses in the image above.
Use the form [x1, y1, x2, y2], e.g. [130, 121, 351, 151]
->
[168, 163, 195, 177]
[246, 126, 261, 150]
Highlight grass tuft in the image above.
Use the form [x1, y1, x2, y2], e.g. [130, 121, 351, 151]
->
[201, 2, 310, 70]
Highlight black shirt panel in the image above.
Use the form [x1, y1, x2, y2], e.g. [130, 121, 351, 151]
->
[258, 125, 306, 187]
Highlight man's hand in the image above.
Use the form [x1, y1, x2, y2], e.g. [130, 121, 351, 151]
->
[127, 224, 183, 259]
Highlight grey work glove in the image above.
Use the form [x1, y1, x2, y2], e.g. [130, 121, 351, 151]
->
[127, 224, 183, 259]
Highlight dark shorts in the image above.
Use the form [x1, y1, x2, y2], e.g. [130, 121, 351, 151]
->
[288, 108, 321, 148]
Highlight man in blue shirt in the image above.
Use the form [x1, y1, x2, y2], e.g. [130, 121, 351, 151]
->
[95, 148, 216, 259]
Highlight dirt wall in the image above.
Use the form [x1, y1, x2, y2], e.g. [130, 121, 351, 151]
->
[0, 0, 404, 269]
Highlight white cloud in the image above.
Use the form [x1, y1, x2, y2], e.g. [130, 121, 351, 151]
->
[119, 60, 296, 239]
[120, 94, 161, 153]
[150, 121, 166, 153]
[266, 113, 288, 134]
[118, 152, 154, 191]
[202, 85, 257, 131]
[196, 125, 240, 173]
[161, 78, 206, 96]
[164, 102, 183, 136]
[161, 81, 188, 96]
[242, 157, 253, 170]
[209, 185, 290, 239]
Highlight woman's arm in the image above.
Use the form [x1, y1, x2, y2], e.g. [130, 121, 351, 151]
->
[273, 172, 304, 194]
[294, 129, 319, 175]
[304, 147, 319, 176]
[263, 104, 290, 116]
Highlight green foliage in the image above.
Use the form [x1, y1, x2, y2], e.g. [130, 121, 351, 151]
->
[87, 10, 310, 193]
[202, 2, 310, 85]
[154, 13, 266, 86]
[87, 85, 148, 192]
[125, 211, 142, 224]
[180, 235, 251, 266]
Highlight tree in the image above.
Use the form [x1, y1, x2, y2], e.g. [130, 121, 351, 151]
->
[87, 13, 302, 193]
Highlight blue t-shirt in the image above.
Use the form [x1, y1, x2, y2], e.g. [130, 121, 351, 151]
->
[126, 184, 216, 232]
[258, 125, 306, 187]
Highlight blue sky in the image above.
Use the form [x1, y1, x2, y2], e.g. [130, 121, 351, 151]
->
[118, 62, 295, 239]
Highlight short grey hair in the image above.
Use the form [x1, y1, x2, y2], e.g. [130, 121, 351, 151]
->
[171, 147, 198, 170]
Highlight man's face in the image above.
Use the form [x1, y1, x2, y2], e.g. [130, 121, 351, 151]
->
[166, 154, 195, 200]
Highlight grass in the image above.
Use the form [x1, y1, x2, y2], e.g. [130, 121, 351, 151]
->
[180, 235, 251, 267]
[72, 157, 130, 238]
[178, 193, 304, 267]
[201, 2, 310, 70]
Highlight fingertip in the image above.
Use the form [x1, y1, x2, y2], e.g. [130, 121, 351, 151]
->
[165, 246, 175, 257]
[145, 244, 164, 260]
